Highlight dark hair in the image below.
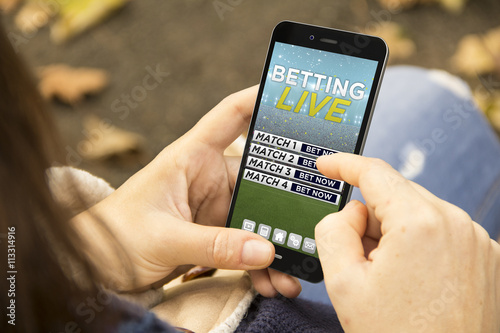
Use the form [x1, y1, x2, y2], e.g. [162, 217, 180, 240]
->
[0, 20, 121, 332]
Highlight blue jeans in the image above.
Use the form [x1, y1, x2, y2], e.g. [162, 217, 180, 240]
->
[300, 65, 500, 305]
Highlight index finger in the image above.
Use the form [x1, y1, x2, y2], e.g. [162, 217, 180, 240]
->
[189, 85, 258, 151]
[316, 153, 421, 225]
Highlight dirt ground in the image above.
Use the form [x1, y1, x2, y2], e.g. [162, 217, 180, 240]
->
[3, 0, 500, 187]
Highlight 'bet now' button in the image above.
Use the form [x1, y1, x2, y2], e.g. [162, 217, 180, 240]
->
[291, 183, 339, 205]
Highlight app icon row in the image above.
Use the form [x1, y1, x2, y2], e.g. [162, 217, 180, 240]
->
[242, 219, 316, 254]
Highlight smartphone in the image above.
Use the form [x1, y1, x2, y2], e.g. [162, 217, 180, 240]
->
[226, 21, 388, 283]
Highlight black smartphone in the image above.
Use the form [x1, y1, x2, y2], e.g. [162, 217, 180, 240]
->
[226, 21, 388, 283]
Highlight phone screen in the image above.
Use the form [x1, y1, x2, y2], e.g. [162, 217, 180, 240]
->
[226, 22, 387, 282]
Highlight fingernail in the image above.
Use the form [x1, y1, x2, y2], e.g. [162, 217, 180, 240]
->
[242, 240, 272, 267]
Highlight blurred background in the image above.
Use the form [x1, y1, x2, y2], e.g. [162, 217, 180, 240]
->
[1, 0, 499, 187]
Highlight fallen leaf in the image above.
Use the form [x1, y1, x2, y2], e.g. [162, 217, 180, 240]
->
[483, 26, 500, 76]
[15, 1, 55, 35]
[363, 22, 415, 61]
[50, 0, 128, 44]
[0, 0, 22, 13]
[451, 26, 500, 77]
[37, 64, 109, 105]
[487, 98, 500, 132]
[436, 0, 467, 13]
[473, 88, 500, 132]
[451, 34, 495, 77]
[376, 0, 420, 11]
[377, 0, 467, 13]
[473, 89, 491, 115]
[80, 115, 144, 160]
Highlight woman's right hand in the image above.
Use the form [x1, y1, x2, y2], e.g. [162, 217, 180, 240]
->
[315, 153, 500, 332]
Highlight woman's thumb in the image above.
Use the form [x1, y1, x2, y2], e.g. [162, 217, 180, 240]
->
[168, 222, 275, 270]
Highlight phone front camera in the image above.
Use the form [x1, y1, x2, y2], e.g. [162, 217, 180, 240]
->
[309, 35, 315, 40]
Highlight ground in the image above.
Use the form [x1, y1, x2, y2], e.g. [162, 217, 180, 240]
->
[2, 0, 500, 187]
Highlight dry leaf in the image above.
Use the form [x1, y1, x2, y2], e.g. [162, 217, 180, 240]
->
[0, 0, 22, 13]
[363, 22, 415, 61]
[473, 89, 491, 115]
[437, 0, 467, 13]
[486, 92, 500, 133]
[377, 0, 466, 13]
[483, 26, 500, 74]
[80, 115, 144, 160]
[452, 26, 500, 77]
[11, 0, 128, 44]
[376, 0, 420, 11]
[15, 1, 56, 35]
[50, 0, 127, 44]
[473, 89, 500, 132]
[451, 34, 496, 77]
[487, 99, 500, 132]
[37, 64, 109, 105]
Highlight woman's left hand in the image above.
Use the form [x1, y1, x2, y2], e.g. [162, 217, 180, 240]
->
[80, 86, 301, 297]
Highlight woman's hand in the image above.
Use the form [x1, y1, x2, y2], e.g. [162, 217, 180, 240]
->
[78, 86, 300, 297]
[315, 153, 500, 332]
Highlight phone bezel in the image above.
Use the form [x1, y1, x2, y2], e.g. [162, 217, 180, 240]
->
[226, 21, 388, 283]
